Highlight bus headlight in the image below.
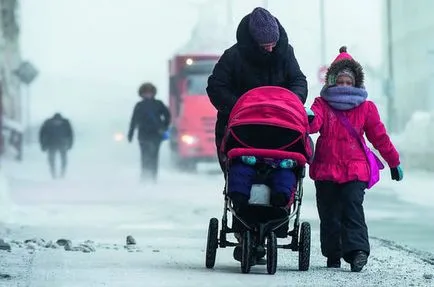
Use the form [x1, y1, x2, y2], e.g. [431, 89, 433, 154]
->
[181, 134, 198, 145]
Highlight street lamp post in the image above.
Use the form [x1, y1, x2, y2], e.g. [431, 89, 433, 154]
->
[0, 83, 3, 157]
[427, 50, 434, 111]
[319, 0, 326, 65]
[227, 0, 233, 26]
[13, 61, 38, 146]
[386, 0, 396, 132]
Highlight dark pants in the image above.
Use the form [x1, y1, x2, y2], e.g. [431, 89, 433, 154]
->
[47, 147, 68, 178]
[315, 180, 370, 263]
[139, 138, 161, 181]
[227, 161, 295, 206]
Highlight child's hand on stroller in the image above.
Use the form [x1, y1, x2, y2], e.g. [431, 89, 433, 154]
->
[305, 107, 315, 123]
[390, 165, 404, 181]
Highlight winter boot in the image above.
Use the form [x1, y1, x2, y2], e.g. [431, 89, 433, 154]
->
[233, 232, 242, 262]
[233, 246, 242, 262]
[255, 245, 266, 265]
[232, 246, 266, 265]
[327, 257, 341, 268]
[350, 251, 368, 272]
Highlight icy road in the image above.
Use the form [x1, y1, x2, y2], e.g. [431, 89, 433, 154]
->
[0, 142, 433, 287]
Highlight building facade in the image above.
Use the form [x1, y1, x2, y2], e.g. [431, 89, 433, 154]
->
[385, 0, 434, 131]
[0, 0, 22, 157]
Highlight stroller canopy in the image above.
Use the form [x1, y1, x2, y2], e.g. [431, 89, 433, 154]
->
[222, 86, 311, 163]
[228, 86, 308, 133]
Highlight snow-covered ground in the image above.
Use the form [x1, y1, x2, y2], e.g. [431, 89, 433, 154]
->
[0, 140, 433, 286]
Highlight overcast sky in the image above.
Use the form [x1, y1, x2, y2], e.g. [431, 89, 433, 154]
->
[19, 0, 383, 124]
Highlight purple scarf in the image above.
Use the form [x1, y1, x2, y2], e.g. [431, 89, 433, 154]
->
[320, 86, 368, 110]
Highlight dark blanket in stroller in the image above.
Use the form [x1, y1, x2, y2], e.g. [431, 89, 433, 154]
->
[227, 157, 297, 206]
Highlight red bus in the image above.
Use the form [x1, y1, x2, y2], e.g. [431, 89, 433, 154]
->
[168, 54, 220, 171]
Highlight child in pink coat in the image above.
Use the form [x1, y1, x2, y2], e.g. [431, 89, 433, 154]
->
[308, 46, 403, 272]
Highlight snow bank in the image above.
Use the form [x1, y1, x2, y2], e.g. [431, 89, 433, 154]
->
[393, 111, 434, 171]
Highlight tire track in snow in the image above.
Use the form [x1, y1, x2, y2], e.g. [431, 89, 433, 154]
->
[371, 236, 434, 265]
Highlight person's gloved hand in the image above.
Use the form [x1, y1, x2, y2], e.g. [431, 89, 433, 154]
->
[390, 165, 404, 181]
[161, 130, 170, 141]
[305, 107, 315, 123]
[127, 134, 133, 143]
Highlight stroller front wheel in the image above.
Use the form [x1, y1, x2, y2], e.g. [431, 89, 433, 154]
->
[205, 218, 219, 268]
[298, 221, 311, 271]
[266, 232, 277, 275]
[241, 231, 252, 274]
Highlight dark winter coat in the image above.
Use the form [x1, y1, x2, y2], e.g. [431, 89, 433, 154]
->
[207, 14, 308, 143]
[39, 115, 74, 150]
[128, 98, 171, 142]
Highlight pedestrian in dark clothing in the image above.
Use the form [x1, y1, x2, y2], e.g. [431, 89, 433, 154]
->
[206, 7, 308, 172]
[207, 7, 308, 264]
[128, 82, 171, 182]
[39, 113, 74, 179]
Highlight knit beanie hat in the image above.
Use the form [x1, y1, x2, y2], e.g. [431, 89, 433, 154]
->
[332, 46, 353, 63]
[336, 68, 356, 85]
[248, 7, 280, 44]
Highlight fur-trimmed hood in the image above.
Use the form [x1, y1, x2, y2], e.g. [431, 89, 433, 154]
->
[325, 46, 365, 88]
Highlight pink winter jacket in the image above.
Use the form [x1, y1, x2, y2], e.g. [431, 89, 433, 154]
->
[309, 97, 400, 183]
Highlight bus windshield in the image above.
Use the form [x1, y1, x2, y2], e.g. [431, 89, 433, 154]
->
[185, 74, 209, 95]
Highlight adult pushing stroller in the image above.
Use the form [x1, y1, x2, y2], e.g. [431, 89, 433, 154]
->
[205, 86, 313, 274]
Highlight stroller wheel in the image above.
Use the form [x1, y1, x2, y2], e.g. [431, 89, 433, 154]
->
[241, 231, 252, 274]
[205, 218, 219, 268]
[266, 232, 277, 275]
[298, 222, 311, 271]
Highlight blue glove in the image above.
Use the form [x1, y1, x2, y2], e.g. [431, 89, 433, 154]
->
[390, 165, 403, 181]
[305, 107, 315, 123]
[161, 130, 170, 141]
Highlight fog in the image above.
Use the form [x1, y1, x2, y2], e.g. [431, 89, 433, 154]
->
[21, 0, 384, 124]
[0, 1, 433, 285]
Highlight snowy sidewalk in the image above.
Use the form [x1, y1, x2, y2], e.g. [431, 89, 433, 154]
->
[0, 229, 433, 287]
[0, 173, 433, 286]
[1, 145, 434, 286]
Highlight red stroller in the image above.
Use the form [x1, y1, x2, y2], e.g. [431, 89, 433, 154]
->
[205, 86, 313, 274]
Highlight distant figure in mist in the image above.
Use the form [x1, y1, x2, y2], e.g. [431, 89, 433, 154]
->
[128, 82, 171, 182]
[39, 113, 74, 179]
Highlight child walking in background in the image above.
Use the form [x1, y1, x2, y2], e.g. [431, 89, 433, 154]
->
[308, 46, 404, 272]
